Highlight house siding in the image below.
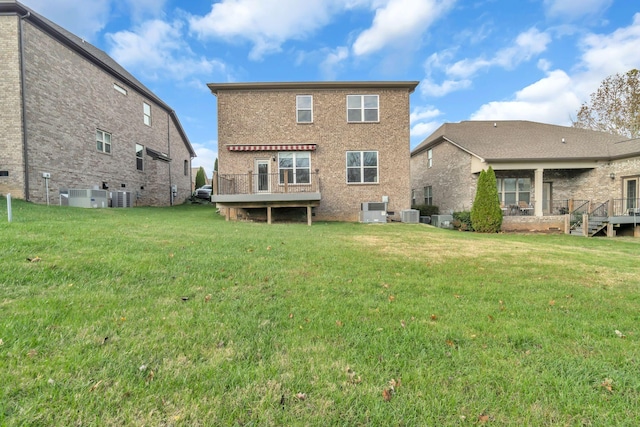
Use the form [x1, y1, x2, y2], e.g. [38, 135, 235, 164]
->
[216, 87, 413, 221]
[410, 142, 477, 213]
[0, 7, 193, 207]
[0, 15, 25, 198]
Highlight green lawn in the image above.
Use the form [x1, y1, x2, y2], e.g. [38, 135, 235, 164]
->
[1, 198, 639, 426]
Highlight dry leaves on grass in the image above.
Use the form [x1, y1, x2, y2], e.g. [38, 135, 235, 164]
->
[382, 378, 401, 402]
[600, 378, 614, 392]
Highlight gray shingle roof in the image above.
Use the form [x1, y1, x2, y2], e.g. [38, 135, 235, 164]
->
[411, 121, 639, 162]
[0, 0, 195, 157]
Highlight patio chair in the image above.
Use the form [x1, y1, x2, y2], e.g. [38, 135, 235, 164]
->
[518, 201, 533, 215]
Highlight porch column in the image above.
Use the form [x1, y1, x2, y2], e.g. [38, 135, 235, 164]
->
[534, 168, 544, 217]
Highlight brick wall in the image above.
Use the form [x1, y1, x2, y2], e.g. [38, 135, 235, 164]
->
[410, 141, 477, 214]
[216, 87, 413, 221]
[17, 20, 191, 206]
[0, 15, 25, 198]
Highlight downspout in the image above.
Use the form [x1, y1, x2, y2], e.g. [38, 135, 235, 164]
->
[18, 11, 31, 200]
[167, 113, 172, 205]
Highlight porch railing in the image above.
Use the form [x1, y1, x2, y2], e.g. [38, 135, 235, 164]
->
[214, 171, 320, 196]
[611, 198, 640, 216]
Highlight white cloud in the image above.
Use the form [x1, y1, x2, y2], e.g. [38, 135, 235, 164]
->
[470, 70, 580, 124]
[21, 0, 111, 41]
[320, 47, 350, 80]
[107, 20, 229, 81]
[446, 28, 551, 79]
[543, 0, 613, 20]
[411, 106, 442, 122]
[191, 141, 219, 178]
[411, 121, 441, 142]
[420, 78, 471, 97]
[575, 13, 640, 93]
[410, 106, 443, 143]
[352, 0, 455, 56]
[469, 12, 640, 127]
[188, 0, 340, 60]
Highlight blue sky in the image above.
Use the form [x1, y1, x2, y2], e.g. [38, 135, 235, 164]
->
[20, 0, 640, 177]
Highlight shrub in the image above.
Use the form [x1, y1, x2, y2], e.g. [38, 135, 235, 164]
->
[470, 167, 502, 233]
[195, 167, 206, 189]
[452, 211, 473, 231]
[412, 204, 439, 216]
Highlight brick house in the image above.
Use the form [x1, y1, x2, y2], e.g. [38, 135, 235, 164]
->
[0, 0, 196, 206]
[208, 81, 419, 223]
[411, 121, 640, 236]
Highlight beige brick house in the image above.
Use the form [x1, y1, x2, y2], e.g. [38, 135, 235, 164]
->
[0, 0, 195, 206]
[411, 120, 640, 236]
[208, 81, 418, 223]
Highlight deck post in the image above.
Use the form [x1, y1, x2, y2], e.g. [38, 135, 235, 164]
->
[582, 213, 589, 237]
[267, 206, 272, 224]
[307, 205, 312, 226]
[564, 214, 570, 234]
[212, 171, 219, 195]
[284, 170, 289, 193]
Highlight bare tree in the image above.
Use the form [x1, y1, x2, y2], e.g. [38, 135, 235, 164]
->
[573, 69, 640, 138]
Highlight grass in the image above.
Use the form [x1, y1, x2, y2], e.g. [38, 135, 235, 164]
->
[1, 197, 639, 426]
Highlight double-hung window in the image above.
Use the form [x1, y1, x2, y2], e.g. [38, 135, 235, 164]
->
[136, 144, 144, 171]
[346, 151, 378, 183]
[424, 186, 433, 205]
[427, 149, 433, 168]
[497, 178, 531, 205]
[143, 102, 151, 126]
[347, 95, 379, 122]
[96, 130, 111, 153]
[296, 95, 313, 123]
[278, 152, 310, 184]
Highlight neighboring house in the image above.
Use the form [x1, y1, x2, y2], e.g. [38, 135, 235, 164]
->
[208, 81, 419, 223]
[0, 0, 196, 206]
[191, 167, 210, 192]
[411, 121, 640, 236]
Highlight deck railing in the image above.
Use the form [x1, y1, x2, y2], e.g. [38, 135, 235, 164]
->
[612, 198, 640, 216]
[214, 171, 320, 195]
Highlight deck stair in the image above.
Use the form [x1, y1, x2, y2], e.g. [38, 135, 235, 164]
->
[569, 201, 609, 237]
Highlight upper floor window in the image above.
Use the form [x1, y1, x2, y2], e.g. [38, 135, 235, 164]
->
[113, 83, 127, 95]
[184, 160, 189, 176]
[346, 151, 378, 183]
[347, 95, 379, 123]
[136, 144, 144, 171]
[427, 149, 433, 168]
[96, 130, 111, 154]
[296, 95, 313, 123]
[143, 102, 151, 126]
[278, 152, 310, 184]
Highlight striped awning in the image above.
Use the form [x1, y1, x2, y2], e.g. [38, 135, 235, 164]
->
[227, 144, 317, 152]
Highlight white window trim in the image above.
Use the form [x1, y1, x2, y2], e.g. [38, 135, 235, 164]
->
[143, 102, 151, 126]
[113, 83, 127, 95]
[96, 129, 111, 154]
[346, 150, 379, 184]
[427, 149, 433, 168]
[346, 94, 379, 123]
[278, 152, 311, 185]
[136, 144, 144, 171]
[296, 95, 313, 123]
